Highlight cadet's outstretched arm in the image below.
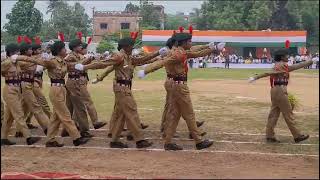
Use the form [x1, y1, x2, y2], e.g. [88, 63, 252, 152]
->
[16, 55, 56, 69]
[132, 51, 160, 65]
[288, 60, 313, 71]
[186, 48, 213, 58]
[97, 66, 115, 81]
[143, 57, 172, 75]
[135, 56, 162, 66]
[189, 45, 209, 52]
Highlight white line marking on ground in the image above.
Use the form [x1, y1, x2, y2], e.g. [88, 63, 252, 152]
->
[235, 96, 257, 100]
[8, 135, 318, 146]
[90, 129, 320, 138]
[7, 145, 319, 157]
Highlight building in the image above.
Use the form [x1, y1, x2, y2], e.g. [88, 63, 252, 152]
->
[153, 5, 165, 30]
[92, 11, 142, 42]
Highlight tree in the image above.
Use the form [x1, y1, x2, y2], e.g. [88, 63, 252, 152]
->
[139, 0, 161, 29]
[164, 14, 188, 30]
[96, 40, 115, 54]
[4, 0, 43, 37]
[125, 2, 140, 13]
[45, 1, 91, 41]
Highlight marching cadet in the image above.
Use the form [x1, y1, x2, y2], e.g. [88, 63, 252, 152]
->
[138, 32, 225, 150]
[1, 99, 3, 127]
[74, 37, 169, 148]
[14, 40, 90, 147]
[1, 43, 41, 146]
[18, 42, 49, 135]
[64, 39, 94, 138]
[249, 49, 313, 143]
[78, 42, 107, 129]
[160, 36, 206, 138]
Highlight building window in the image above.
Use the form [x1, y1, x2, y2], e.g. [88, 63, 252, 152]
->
[100, 23, 108, 29]
[121, 23, 130, 29]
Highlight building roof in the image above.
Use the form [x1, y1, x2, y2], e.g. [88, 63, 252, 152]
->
[94, 11, 140, 17]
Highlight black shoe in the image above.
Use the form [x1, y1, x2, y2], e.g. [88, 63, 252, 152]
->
[189, 132, 207, 139]
[164, 143, 183, 151]
[136, 140, 153, 148]
[110, 141, 128, 148]
[15, 131, 23, 138]
[93, 122, 107, 129]
[127, 135, 134, 141]
[196, 121, 204, 127]
[196, 139, 213, 150]
[61, 130, 69, 137]
[294, 135, 309, 143]
[107, 133, 112, 138]
[27, 123, 38, 129]
[141, 123, 149, 129]
[80, 131, 94, 138]
[266, 138, 280, 143]
[73, 137, 90, 146]
[123, 128, 128, 131]
[26, 137, 41, 145]
[1, 139, 16, 146]
[43, 129, 48, 135]
[46, 141, 64, 147]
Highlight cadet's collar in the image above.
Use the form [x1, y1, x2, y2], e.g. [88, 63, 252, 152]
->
[120, 49, 129, 58]
[56, 56, 64, 63]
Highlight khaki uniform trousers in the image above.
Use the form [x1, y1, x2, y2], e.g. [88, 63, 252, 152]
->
[1, 85, 30, 139]
[1, 98, 4, 126]
[111, 85, 143, 142]
[160, 79, 173, 132]
[20, 83, 48, 131]
[47, 86, 80, 142]
[66, 79, 89, 132]
[80, 80, 99, 124]
[164, 83, 202, 144]
[266, 85, 301, 139]
[18, 83, 51, 131]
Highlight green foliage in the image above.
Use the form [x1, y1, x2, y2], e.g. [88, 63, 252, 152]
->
[4, 0, 43, 37]
[288, 93, 300, 110]
[164, 14, 188, 30]
[125, 2, 140, 13]
[96, 40, 115, 54]
[191, 0, 319, 48]
[139, 0, 161, 29]
[45, 0, 91, 41]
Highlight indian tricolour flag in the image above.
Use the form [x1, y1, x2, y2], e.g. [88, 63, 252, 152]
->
[142, 30, 307, 48]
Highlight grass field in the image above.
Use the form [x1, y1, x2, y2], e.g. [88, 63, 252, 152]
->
[1, 67, 319, 178]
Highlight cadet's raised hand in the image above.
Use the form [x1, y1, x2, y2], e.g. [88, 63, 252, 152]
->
[159, 47, 169, 57]
[248, 77, 256, 83]
[36, 65, 44, 73]
[137, 70, 146, 79]
[75, 63, 84, 71]
[10, 55, 18, 63]
[216, 42, 226, 51]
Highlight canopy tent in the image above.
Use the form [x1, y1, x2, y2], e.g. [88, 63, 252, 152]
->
[142, 30, 307, 52]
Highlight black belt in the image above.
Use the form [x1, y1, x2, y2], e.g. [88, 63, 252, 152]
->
[274, 81, 288, 86]
[34, 72, 43, 79]
[116, 79, 132, 89]
[68, 72, 89, 80]
[21, 78, 34, 83]
[5, 79, 21, 85]
[167, 75, 187, 82]
[50, 79, 65, 85]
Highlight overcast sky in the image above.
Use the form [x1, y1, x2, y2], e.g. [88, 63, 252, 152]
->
[1, 1, 204, 29]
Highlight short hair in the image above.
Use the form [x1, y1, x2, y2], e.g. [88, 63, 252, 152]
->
[5, 43, 19, 57]
[51, 41, 65, 56]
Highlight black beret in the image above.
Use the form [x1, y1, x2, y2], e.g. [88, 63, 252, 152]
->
[31, 43, 42, 51]
[69, 39, 82, 51]
[51, 41, 65, 56]
[166, 38, 175, 49]
[82, 43, 88, 49]
[5, 43, 19, 56]
[174, 33, 192, 42]
[118, 37, 135, 47]
[274, 49, 289, 62]
[19, 42, 32, 54]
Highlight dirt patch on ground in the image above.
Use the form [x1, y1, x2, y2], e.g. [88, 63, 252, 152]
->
[1, 147, 318, 179]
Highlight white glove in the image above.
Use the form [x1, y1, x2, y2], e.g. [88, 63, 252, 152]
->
[75, 63, 84, 71]
[41, 53, 51, 61]
[36, 65, 44, 73]
[159, 47, 169, 57]
[208, 42, 215, 50]
[11, 55, 18, 63]
[248, 77, 256, 83]
[132, 49, 140, 56]
[92, 78, 99, 84]
[137, 70, 146, 79]
[216, 42, 226, 51]
[142, 64, 148, 69]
